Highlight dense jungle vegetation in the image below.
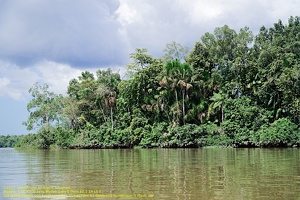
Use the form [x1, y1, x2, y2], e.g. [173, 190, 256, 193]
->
[3, 17, 300, 149]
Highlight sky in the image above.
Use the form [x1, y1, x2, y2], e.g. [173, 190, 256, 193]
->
[0, 0, 299, 135]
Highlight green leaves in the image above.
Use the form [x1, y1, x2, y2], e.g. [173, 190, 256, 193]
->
[252, 16, 300, 122]
[126, 48, 154, 77]
[21, 17, 300, 149]
[255, 118, 299, 147]
[23, 82, 62, 131]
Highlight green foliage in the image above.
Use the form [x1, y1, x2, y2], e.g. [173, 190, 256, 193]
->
[126, 48, 154, 77]
[19, 17, 300, 149]
[14, 134, 40, 148]
[252, 17, 300, 122]
[65, 69, 121, 130]
[222, 96, 271, 146]
[23, 83, 63, 131]
[160, 59, 194, 125]
[139, 122, 168, 148]
[160, 123, 221, 147]
[0, 135, 20, 147]
[254, 118, 299, 147]
[202, 134, 233, 147]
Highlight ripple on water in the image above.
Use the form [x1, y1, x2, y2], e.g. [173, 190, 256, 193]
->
[0, 148, 299, 200]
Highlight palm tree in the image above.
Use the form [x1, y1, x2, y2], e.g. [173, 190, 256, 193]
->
[208, 91, 227, 124]
[96, 69, 121, 131]
[161, 59, 193, 125]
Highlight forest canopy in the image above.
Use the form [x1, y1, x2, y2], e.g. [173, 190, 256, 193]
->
[13, 16, 300, 149]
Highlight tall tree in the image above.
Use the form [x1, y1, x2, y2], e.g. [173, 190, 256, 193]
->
[66, 69, 121, 130]
[252, 17, 300, 122]
[160, 59, 193, 126]
[96, 69, 121, 130]
[126, 48, 154, 77]
[163, 41, 189, 62]
[208, 91, 227, 124]
[119, 59, 164, 123]
[23, 83, 62, 131]
[67, 71, 99, 127]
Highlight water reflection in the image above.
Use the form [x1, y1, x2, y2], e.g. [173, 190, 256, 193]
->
[0, 148, 299, 200]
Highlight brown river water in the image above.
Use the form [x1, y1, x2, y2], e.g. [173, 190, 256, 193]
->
[0, 148, 299, 200]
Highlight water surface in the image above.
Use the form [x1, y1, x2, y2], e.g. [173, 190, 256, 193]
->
[0, 148, 299, 199]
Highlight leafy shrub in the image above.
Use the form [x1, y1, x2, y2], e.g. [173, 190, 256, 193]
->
[15, 134, 40, 148]
[113, 127, 134, 148]
[255, 118, 299, 147]
[202, 134, 233, 147]
[222, 96, 272, 146]
[160, 123, 221, 148]
[0, 135, 20, 147]
[53, 127, 75, 148]
[139, 122, 167, 147]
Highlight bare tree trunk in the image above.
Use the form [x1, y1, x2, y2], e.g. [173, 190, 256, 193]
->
[221, 107, 224, 123]
[99, 103, 107, 124]
[45, 113, 49, 130]
[174, 89, 179, 126]
[182, 90, 186, 125]
[110, 107, 114, 131]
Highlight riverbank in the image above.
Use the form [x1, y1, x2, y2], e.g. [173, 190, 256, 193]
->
[2, 120, 300, 149]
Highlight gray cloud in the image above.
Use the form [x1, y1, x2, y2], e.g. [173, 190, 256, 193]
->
[0, 0, 128, 67]
[0, 0, 299, 69]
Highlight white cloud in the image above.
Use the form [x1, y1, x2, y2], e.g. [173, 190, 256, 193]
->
[116, 0, 139, 26]
[0, 61, 38, 100]
[0, 60, 83, 100]
[0, 77, 10, 88]
[34, 61, 126, 95]
[0, 60, 125, 101]
[184, 0, 223, 23]
[0, 77, 20, 100]
[33, 61, 83, 95]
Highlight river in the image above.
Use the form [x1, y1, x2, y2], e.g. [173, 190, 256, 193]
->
[0, 148, 299, 200]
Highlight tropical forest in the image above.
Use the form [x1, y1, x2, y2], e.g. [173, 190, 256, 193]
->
[3, 17, 300, 149]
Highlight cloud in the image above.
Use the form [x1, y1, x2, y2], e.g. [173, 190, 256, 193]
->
[0, 60, 91, 100]
[0, 77, 10, 87]
[0, 0, 299, 101]
[117, 0, 300, 57]
[1, 0, 299, 68]
[0, 59, 125, 101]
[0, 0, 128, 67]
[0, 61, 38, 100]
[33, 61, 84, 95]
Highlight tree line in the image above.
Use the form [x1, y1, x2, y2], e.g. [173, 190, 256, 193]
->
[9, 16, 300, 149]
